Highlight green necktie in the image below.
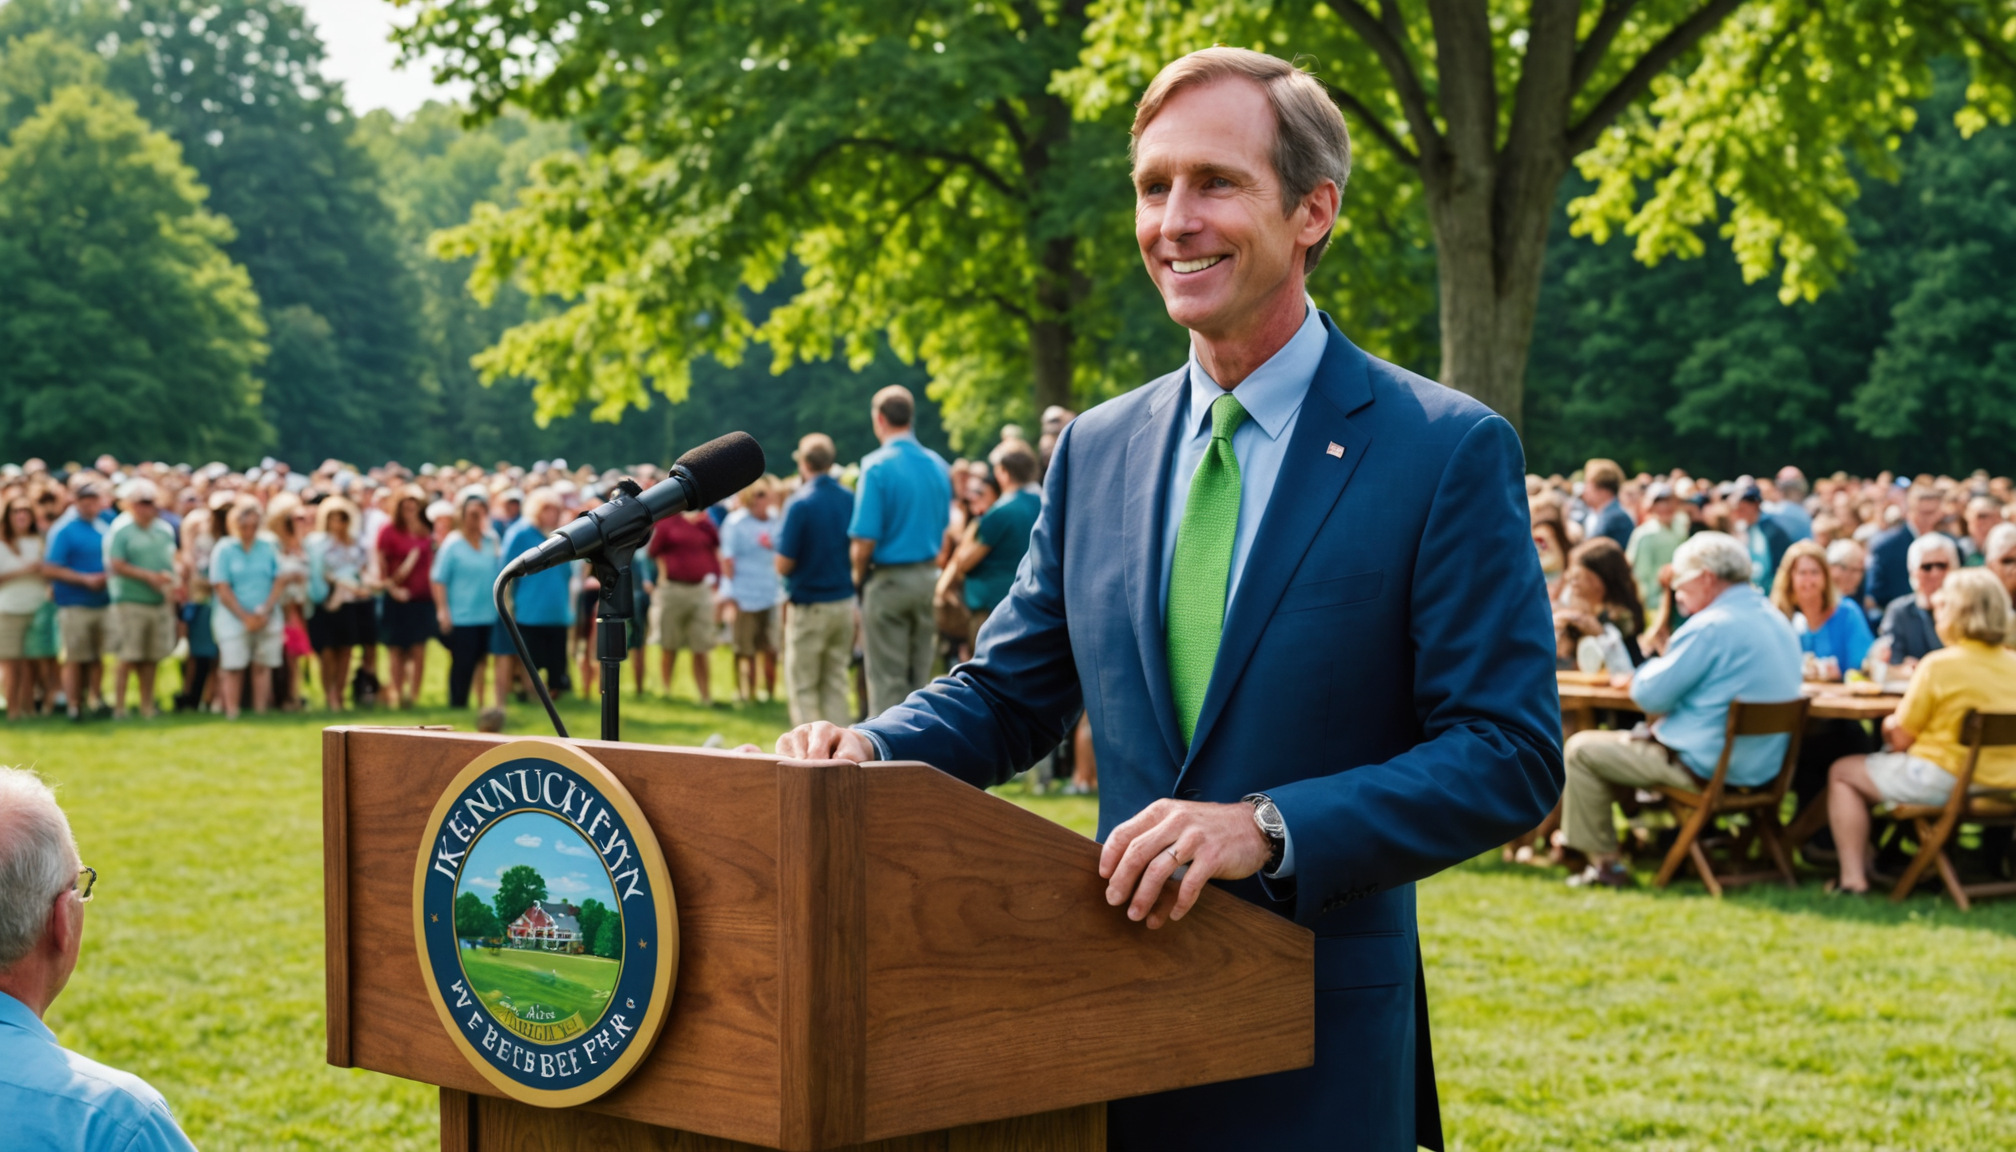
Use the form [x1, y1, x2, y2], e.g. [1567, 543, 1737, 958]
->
[1166, 392, 1250, 745]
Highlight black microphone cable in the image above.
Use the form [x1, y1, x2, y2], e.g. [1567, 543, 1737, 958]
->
[493, 569, 569, 739]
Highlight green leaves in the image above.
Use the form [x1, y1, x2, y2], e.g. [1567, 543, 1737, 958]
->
[0, 75, 269, 463]
[401, 0, 1167, 448]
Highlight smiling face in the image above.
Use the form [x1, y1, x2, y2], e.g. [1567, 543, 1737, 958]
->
[1132, 77, 1336, 342]
[1790, 555, 1828, 607]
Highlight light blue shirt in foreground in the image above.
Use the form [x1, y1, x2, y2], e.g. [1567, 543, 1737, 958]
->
[431, 531, 502, 627]
[1632, 584, 1804, 786]
[0, 991, 197, 1152]
[1157, 299, 1325, 618]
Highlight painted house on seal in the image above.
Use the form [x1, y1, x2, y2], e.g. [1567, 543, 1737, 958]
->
[506, 901, 583, 951]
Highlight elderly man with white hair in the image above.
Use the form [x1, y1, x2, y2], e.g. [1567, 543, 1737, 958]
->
[1876, 532, 1959, 669]
[1983, 523, 2016, 628]
[0, 768, 197, 1149]
[1559, 532, 1804, 888]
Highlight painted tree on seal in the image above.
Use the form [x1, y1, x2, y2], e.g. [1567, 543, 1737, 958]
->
[492, 864, 548, 929]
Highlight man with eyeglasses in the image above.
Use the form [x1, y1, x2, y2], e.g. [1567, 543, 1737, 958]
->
[0, 766, 197, 1150]
[1874, 533, 1958, 670]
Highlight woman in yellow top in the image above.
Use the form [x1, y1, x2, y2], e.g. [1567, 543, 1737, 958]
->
[1826, 568, 2016, 893]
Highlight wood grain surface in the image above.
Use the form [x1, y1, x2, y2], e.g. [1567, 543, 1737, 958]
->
[857, 762, 1314, 1140]
[460, 1092, 1100, 1152]
[331, 732, 1312, 1151]
[334, 729, 789, 1145]
[777, 761, 867, 1149]
[321, 727, 350, 1069]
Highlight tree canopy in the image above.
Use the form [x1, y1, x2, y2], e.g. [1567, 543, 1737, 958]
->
[2, 0, 430, 464]
[398, 0, 1176, 448]
[0, 34, 268, 464]
[398, 0, 2016, 444]
[1524, 65, 2016, 479]
[491, 863, 548, 928]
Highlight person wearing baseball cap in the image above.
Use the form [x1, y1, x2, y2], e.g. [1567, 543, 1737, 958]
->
[42, 483, 112, 721]
[104, 480, 179, 719]
[1731, 483, 1793, 593]
[1625, 480, 1687, 612]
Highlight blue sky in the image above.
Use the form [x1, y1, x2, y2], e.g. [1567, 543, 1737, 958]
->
[458, 811, 618, 909]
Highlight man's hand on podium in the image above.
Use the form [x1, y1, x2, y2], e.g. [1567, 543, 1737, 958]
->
[1099, 800, 1271, 930]
[770, 721, 877, 762]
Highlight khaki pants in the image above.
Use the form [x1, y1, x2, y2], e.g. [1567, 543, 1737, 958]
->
[1561, 729, 1703, 857]
[784, 599, 854, 726]
[861, 562, 936, 718]
[111, 601, 175, 664]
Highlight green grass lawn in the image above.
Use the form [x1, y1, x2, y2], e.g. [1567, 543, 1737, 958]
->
[3, 650, 2014, 1149]
[460, 947, 621, 1033]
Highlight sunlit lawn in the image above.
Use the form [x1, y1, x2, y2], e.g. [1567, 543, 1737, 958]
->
[3, 649, 2012, 1149]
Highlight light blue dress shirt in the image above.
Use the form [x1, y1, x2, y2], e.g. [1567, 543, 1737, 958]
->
[857, 303, 1326, 876]
[1158, 300, 1326, 877]
[1157, 300, 1327, 618]
[1631, 584, 1805, 786]
[0, 991, 198, 1151]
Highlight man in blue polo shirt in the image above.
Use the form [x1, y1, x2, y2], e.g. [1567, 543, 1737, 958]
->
[44, 483, 112, 721]
[777, 433, 858, 725]
[0, 767, 198, 1150]
[848, 387, 952, 717]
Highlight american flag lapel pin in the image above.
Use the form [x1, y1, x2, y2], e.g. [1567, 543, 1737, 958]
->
[1326, 442, 1345, 458]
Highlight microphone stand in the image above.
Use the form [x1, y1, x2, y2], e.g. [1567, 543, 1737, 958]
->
[591, 551, 635, 743]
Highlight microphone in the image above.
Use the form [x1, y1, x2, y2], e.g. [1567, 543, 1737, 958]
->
[500, 432, 766, 579]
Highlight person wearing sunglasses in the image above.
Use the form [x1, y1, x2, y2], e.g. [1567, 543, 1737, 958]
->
[1872, 532, 1959, 672]
[0, 767, 197, 1149]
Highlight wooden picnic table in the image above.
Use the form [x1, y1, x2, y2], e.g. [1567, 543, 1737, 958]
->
[1557, 675, 1900, 725]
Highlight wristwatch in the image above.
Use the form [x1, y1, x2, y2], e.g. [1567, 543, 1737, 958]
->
[1243, 793, 1286, 874]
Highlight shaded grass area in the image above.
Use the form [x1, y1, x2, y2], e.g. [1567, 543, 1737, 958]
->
[3, 653, 2013, 1148]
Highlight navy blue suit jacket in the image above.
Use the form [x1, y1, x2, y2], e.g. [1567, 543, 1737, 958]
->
[1867, 524, 1914, 612]
[860, 317, 1563, 1151]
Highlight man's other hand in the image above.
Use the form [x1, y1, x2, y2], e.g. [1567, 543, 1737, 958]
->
[1098, 799, 1271, 930]
[774, 721, 877, 762]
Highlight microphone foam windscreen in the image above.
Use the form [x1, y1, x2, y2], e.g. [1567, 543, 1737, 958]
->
[676, 432, 767, 508]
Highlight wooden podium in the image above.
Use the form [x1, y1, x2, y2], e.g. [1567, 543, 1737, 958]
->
[323, 727, 1314, 1151]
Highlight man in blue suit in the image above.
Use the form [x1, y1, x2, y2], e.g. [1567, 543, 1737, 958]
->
[776, 47, 1562, 1151]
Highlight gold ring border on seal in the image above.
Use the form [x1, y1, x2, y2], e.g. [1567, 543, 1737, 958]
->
[410, 737, 679, 1108]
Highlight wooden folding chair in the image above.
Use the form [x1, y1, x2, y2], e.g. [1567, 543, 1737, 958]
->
[1651, 698, 1810, 896]
[1881, 710, 2016, 910]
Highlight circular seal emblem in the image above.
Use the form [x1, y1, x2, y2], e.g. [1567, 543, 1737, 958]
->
[412, 739, 677, 1107]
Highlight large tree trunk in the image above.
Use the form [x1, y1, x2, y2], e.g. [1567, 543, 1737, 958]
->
[1426, 165, 1562, 435]
[1029, 234, 1078, 416]
[1418, 0, 1580, 438]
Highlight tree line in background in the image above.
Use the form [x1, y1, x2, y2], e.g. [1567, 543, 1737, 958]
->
[1, 0, 2013, 477]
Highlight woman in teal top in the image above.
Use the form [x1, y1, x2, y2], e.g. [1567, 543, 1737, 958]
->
[429, 493, 501, 709]
[208, 499, 288, 719]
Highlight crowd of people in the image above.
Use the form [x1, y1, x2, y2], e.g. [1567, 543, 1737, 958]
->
[1533, 460, 2016, 893]
[0, 386, 1098, 790]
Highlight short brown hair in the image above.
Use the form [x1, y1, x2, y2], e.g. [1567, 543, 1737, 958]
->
[872, 385, 915, 429]
[1583, 459, 1623, 496]
[1131, 47, 1351, 273]
[795, 433, 836, 473]
[988, 440, 1039, 486]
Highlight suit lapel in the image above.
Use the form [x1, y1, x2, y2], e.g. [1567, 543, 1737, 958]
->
[1179, 320, 1376, 777]
[1123, 369, 1191, 770]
